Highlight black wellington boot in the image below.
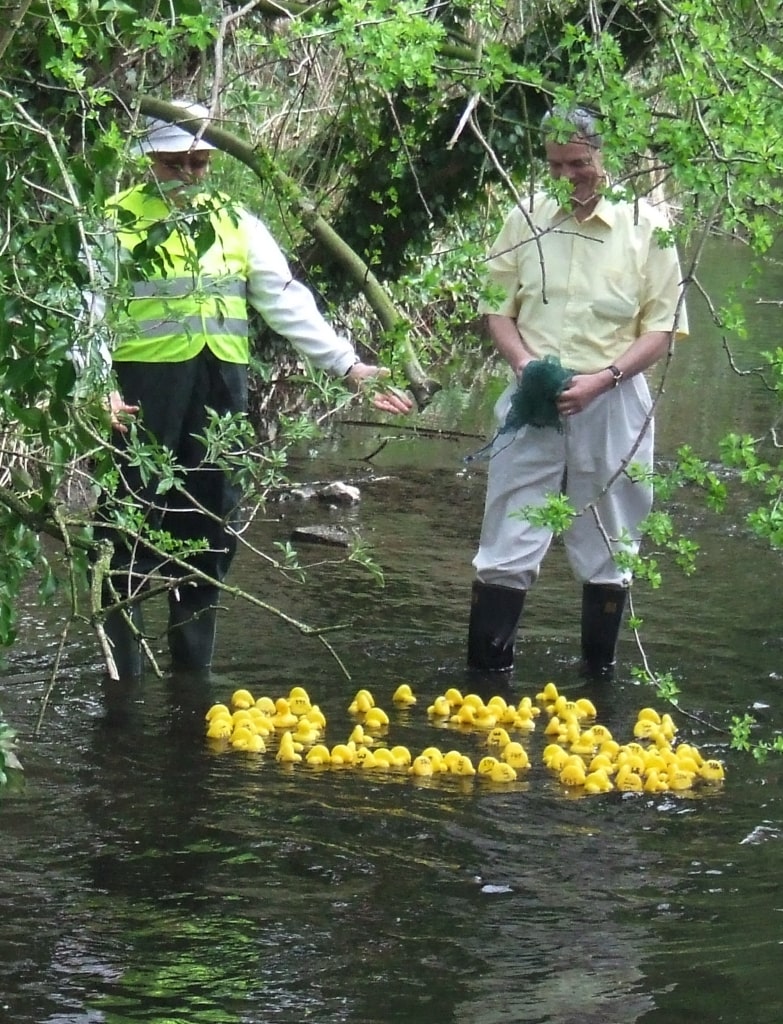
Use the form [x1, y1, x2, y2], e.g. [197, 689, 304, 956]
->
[103, 601, 145, 680]
[467, 581, 526, 672]
[579, 583, 628, 680]
[167, 585, 219, 672]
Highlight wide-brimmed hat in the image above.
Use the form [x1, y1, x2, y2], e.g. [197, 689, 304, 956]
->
[134, 100, 215, 155]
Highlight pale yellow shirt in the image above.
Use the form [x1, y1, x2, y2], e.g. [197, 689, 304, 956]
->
[479, 191, 689, 373]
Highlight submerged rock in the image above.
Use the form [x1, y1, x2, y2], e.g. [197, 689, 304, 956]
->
[275, 480, 361, 504]
[290, 524, 354, 547]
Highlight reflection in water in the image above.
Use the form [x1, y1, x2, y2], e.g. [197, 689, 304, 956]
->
[1, 236, 783, 1023]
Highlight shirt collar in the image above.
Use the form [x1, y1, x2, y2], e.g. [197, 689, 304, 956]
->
[552, 193, 616, 227]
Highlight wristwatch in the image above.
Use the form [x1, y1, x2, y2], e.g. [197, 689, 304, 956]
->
[606, 364, 624, 387]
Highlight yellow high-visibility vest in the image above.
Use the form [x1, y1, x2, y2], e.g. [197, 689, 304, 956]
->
[107, 185, 250, 364]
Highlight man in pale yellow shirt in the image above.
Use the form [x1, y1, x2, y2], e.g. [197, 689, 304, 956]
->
[469, 106, 688, 679]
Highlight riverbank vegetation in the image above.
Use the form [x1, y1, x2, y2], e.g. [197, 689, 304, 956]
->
[1, 0, 782, 768]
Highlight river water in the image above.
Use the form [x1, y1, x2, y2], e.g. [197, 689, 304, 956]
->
[1, 236, 782, 1023]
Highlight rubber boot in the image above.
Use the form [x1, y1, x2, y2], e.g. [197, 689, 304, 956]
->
[579, 583, 627, 680]
[167, 585, 219, 672]
[103, 601, 145, 680]
[467, 581, 526, 672]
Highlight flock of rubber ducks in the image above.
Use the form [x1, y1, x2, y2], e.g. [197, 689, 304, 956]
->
[204, 680, 726, 796]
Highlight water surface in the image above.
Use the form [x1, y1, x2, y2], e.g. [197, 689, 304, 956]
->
[1, 235, 782, 1023]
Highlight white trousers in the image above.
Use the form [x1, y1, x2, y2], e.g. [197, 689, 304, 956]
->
[472, 374, 654, 590]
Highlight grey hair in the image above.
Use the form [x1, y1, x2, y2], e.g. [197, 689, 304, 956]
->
[541, 106, 603, 149]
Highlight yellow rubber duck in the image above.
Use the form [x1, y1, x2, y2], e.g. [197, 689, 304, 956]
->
[473, 708, 499, 730]
[355, 747, 380, 769]
[409, 754, 434, 777]
[562, 719, 582, 747]
[641, 749, 668, 776]
[668, 769, 695, 791]
[371, 748, 395, 769]
[247, 707, 274, 736]
[230, 728, 266, 753]
[289, 695, 312, 717]
[489, 762, 518, 783]
[588, 752, 617, 775]
[675, 743, 704, 768]
[427, 695, 452, 719]
[517, 696, 541, 717]
[443, 687, 464, 708]
[348, 689, 375, 715]
[389, 745, 412, 767]
[633, 718, 660, 741]
[455, 754, 477, 776]
[288, 684, 311, 705]
[230, 709, 255, 730]
[637, 707, 662, 724]
[675, 753, 701, 776]
[271, 698, 298, 730]
[477, 756, 499, 777]
[574, 697, 597, 719]
[535, 681, 559, 703]
[559, 759, 587, 787]
[276, 731, 302, 764]
[584, 768, 613, 794]
[699, 759, 725, 782]
[659, 713, 677, 740]
[206, 717, 232, 741]
[441, 750, 464, 773]
[544, 715, 564, 737]
[255, 696, 276, 716]
[498, 704, 520, 725]
[570, 731, 597, 756]
[292, 721, 321, 746]
[305, 705, 327, 730]
[542, 744, 569, 772]
[205, 703, 231, 722]
[616, 749, 646, 775]
[330, 742, 357, 766]
[363, 706, 390, 730]
[486, 695, 509, 714]
[487, 727, 512, 749]
[513, 712, 537, 733]
[461, 693, 485, 711]
[392, 683, 417, 706]
[615, 764, 643, 792]
[420, 746, 446, 771]
[348, 724, 374, 747]
[305, 744, 332, 766]
[550, 694, 569, 717]
[502, 742, 530, 770]
[451, 704, 477, 727]
[231, 688, 255, 709]
[599, 738, 621, 760]
[587, 724, 613, 744]
[643, 768, 669, 793]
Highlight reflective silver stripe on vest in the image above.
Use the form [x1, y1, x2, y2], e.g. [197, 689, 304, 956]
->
[131, 277, 247, 299]
[136, 316, 248, 338]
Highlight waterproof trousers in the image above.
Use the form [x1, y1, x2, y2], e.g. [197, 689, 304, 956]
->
[96, 347, 247, 673]
[472, 374, 654, 589]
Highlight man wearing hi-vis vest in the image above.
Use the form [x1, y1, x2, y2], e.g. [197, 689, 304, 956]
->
[98, 100, 412, 679]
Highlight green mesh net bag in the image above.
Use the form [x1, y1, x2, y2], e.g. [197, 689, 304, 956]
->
[465, 355, 575, 463]
[500, 355, 574, 433]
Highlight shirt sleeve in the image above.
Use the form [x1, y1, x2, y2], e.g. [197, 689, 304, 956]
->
[242, 211, 359, 376]
[477, 208, 531, 319]
[639, 215, 689, 340]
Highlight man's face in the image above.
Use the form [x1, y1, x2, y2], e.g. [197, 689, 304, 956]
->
[545, 138, 604, 209]
[150, 150, 211, 189]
